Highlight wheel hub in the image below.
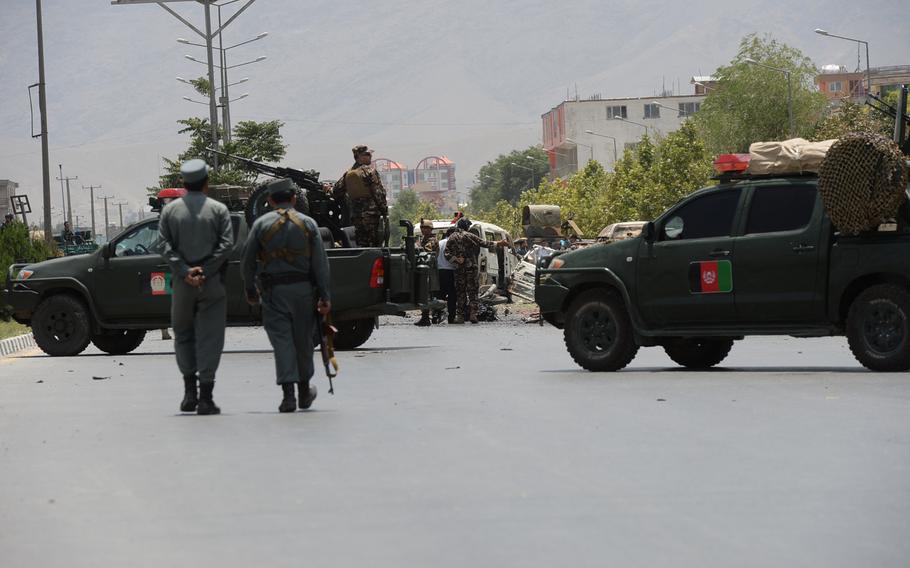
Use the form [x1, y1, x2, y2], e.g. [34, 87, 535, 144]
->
[864, 303, 905, 354]
[48, 311, 73, 340]
[579, 308, 616, 353]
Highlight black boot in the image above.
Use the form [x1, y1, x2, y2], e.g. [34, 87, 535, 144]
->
[414, 311, 432, 327]
[279, 383, 297, 413]
[298, 381, 317, 410]
[180, 374, 198, 412]
[197, 382, 221, 415]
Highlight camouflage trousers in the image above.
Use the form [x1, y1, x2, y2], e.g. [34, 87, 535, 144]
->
[454, 265, 479, 316]
[353, 213, 383, 247]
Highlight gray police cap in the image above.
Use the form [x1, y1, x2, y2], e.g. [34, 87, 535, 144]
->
[266, 178, 298, 196]
[180, 159, 210, 184]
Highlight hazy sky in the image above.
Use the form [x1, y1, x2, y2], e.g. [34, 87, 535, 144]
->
[1, 0, 907, 228]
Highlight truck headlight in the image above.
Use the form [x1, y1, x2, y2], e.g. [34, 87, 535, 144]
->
[16, 269, 34, 280]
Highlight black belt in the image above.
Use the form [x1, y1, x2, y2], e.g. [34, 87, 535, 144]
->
[258, 271, 310, 290]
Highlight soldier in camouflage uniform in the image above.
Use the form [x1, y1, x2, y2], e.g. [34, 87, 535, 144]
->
[415, 219, 438, 327]
[443, 217, 507, 324]
[333, 145, 388, 247]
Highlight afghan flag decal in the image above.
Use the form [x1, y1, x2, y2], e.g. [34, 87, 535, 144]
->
[689, 260, 732, 294]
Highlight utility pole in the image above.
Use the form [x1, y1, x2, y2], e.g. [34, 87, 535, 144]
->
[82, 184, 100, 239]
[35, 0, 52, 244]
[97, 195, 112, 241]
[56, 165, 77, 225]
[115, 201, 127, 229]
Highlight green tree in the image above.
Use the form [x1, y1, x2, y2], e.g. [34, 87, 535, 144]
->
[387, 189, 442, 243]
[812, 99, 893, 141]
[470, 146, 551, 210]
[1, 222, 57, 320]
[693, 33, 829, 153]
[155, 76, 287, 190]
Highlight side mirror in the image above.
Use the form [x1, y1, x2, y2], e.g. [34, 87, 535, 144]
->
[641, 221, 656, 242]
[101, 243, 113, 260]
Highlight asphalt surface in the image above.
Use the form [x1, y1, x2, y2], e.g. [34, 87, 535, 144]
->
[1, 318, 909, 567]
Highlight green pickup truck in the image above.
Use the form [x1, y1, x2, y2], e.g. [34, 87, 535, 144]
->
[536, 174, 910, 372]
[5, 213, 434, 356]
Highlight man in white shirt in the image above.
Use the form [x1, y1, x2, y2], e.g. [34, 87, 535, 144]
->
[437, 227, 458, 324]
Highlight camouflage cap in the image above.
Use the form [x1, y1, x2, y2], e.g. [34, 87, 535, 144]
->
[352, 145, 372, 156]
[266, 178, 298, 197]
[180, 158, 209, 183]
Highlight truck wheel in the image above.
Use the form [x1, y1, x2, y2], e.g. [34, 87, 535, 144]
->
[563, 290, 638, 371]
[334, 317, 375, 350]
[847, 284, 910, 372]
[244, 183, 308, 227]
[663, 338, 733, 369]
[32, 294, 92, 357]
[91, 330, 146, 355]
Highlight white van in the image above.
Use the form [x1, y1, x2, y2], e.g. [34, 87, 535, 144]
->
[424, 219, 520, 294]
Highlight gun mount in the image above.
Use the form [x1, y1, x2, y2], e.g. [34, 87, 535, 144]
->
[207, 148, 350, 241]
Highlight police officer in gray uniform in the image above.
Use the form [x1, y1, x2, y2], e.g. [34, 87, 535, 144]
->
[159, 159, 234, 415]
[241, 178, 331, 413]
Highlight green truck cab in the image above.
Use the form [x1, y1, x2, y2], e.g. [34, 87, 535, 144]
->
[536, 174, 910, 372]
[5, 213, 435, 356]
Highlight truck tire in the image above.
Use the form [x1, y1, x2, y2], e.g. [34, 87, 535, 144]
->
[847, 284, 910, 372]
[563, 290, 638, 371]
[32, 294, 92, 357]
[663, 338, 733, 369]
[91, 330, 146, 355]
[244, 183, 308, 227]
[334, 317, 375, 350]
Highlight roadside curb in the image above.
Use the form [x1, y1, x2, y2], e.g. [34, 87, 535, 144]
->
[0, 332, 36, 357]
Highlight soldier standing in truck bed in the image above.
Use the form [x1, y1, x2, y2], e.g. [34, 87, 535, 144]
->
[444, 217, 507, 324]
[333, 145, 388, 247]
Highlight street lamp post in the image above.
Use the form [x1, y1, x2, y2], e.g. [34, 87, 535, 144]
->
[565, 138, 594, 164]
[613, 116, 651, 135]
[178, 30, 266, 141]
[583, 130, 618, 164]
[815, 29, 870, 96]
[112, 0, 260, 170]
[510, 162, 536, 189]
[744, 57, 794, 138]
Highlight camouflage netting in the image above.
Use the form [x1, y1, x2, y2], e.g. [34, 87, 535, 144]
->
[818, 132, 909, 235]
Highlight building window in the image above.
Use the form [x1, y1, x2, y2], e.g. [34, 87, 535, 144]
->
[848, 80, 865, 96]
[606, 105, 627, 119]
[829, 81, 842, 92]
[643, 103, 660, 119]
[678, 102, 700, 117]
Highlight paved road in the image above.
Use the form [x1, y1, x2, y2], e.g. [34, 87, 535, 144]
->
[1, 319, 908, 567]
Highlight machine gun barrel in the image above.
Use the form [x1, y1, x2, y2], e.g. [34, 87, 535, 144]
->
[206, 148, 322, 191]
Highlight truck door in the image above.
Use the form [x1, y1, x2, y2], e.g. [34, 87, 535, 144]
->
[733, 182, 824, 323]
[92, 220, 172, 320]
[637, 188, 742, 326]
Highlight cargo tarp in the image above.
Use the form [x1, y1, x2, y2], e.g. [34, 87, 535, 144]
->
[746, 138, 836, 175]
[522, 205, 562, 237]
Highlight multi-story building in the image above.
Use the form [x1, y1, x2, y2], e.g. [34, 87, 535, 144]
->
[374, 158, 409, 203]
[816, 64, 867, 101]
[412, 156, 457, 213]
[541, 94, 706, 178]
[0, 179, 19, 219]
[870, 65, 910, 97]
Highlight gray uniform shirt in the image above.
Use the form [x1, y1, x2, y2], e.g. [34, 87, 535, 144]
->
[241, 204, 331, 301]
[158, 191, 234, 278]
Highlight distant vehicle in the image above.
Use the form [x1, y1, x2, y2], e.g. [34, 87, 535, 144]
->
[424, 219, 520, 295]
[596, 221, 647, 243]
